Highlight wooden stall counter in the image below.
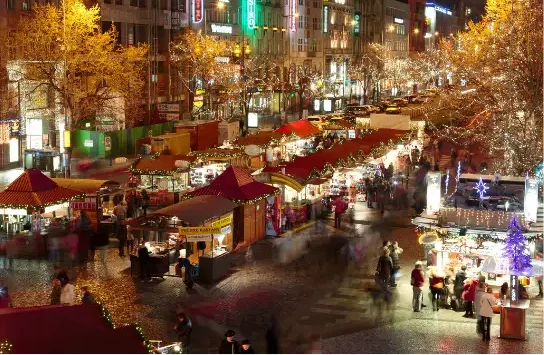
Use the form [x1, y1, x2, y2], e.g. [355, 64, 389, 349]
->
[198, 249, 230, 284]
[499, 299, 530, 340]
[130, 251, 172, 278]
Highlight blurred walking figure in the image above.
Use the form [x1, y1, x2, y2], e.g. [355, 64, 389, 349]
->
[60, 279, 75, 305]
[175, 313, 192, 353]
[454, 265, 467, 311]
[332, 197, 348, 229]
[411, 261, 425, 312]
[0, 287, 12, 308]
[50, 278, 62, 305]
[389, 242, 402, 287]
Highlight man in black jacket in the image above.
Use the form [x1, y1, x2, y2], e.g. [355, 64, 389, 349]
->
[376, 247, 393, 290]
[175, 313, 192, 353]
[454, 265, 467, 310]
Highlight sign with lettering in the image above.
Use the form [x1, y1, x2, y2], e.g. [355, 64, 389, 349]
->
[354, 12, 361, 35]
[394, 17, 404, 24]
[323, 6, 328, 33]
[158, 113, 179, 121]
[212, 215, 233, 227]
[248, 0, 255, 29]
[211, 23, 233, 34]
[178, 226, 221, 235]
[157, 103, 180, 112]
[510, 274, 519, 303]
[291, 0, 297, 32]
[186, 235, 213, 242]
[193, 0, 203, 23]
[434, 5, 452, 15]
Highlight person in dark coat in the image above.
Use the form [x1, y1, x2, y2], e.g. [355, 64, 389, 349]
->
[240, 340, 255, 354]
[219, 330, 240, 354]
[94, 226, 110, 266]
[454, 265, 467, 310]
[175, 313, 192, 353]
[376, 247, 393, 290]
[81, 286, 96, 304]
[50, 278, 62, 305]
[265, 316, 280, 354]
[141, 189, 150, 216]
[138, 242, 151, 281]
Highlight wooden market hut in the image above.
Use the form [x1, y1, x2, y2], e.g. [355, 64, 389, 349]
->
[183, 166, 278, 248]
[0, 169, 84, 258]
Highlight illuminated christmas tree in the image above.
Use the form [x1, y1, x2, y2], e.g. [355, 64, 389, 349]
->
[503, 217, 532, 274]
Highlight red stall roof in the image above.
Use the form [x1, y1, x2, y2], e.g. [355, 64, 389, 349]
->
[274, 119, 322, 138]
[0, 168, 83, 208]
[185, 166, 278, 202]
[263, 129, 409, 181]
[0, 304, 148, 354]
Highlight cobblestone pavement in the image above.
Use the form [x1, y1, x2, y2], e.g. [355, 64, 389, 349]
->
[1, 202, 542, 354]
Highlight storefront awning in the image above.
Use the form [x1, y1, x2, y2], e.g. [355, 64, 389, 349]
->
[51, 178, 120, 196]
[274, 119, 322, 138]
[150, 195, 236, 226]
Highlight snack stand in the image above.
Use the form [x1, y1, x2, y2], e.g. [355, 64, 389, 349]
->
[274, 120, 322, 162]
[128, 195, 237, 282]
[183, 166, 279, 248]
[0, 169, 83, 258]
[130, 154, 195, 207]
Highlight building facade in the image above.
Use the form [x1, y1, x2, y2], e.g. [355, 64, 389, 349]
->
[424, 2, 460, 51]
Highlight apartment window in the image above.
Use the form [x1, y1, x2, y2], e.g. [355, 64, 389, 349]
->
[298, 0, 304, 5]
[396, 24, 405, 35]
[313, 0, 318, 7]
[298, 15, 304, 29]
[311, 39, 317, 52]
[297, 38, 307, 52]
[22, 0, 30, 10]
[115, 0, 123, 4]
[130, 0, 137, 5]
[104, 0, 112, 3]
[6, 0, 15, 10]
[139, 0, 146, 8]
[312, 17, 318, 30]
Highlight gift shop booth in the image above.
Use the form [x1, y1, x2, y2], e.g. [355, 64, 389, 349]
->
[0, 168, 83, 259]
[187, 148, 250, 187]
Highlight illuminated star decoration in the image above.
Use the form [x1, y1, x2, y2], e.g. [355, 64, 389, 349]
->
[473, 177, 489, 200]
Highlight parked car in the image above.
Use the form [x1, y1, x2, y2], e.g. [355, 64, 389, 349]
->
[371, 105, 384, 113]
[403, 95, 418, 103]
[344, 106, 370, 117]
[393, 98, 409, 107]
[412, 96, 430, 104]
[385, 104, 402, 114]
[361, 105, 378, 113]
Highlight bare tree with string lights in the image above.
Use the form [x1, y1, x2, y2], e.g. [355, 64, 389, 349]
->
[423, 0, 543, 176]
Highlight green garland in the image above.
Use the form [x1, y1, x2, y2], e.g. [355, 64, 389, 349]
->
[135, 324, 155, 354]
[182, 189, 279, 205]
[0, 194, 87, 210]
[0, 341, 12, 354]
[415, 225, 543, 243]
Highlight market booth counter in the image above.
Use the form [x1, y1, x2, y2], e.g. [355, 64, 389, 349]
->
[51, 178, 121, 229]
[128, 195, 237, 283]
[0, 169, 83, 258]
[130, 154, 196, 207]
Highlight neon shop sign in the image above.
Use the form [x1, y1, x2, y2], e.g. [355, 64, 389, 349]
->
[193, 0, 203, 23]
[248, 0, 256, 29]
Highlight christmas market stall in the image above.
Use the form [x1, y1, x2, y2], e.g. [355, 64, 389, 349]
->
[128, 195, 236, 282]
[234, 130, 295, 168]
[129, 154, 197, 207]
[51, 178, 121, 228]
[183, 166, 279, 248]
[0, 303, 152, 353]
[259, 129, 412, 221]
[187, 148, 250, 187]
[321, 119, 358, 139]
[273, 119, 322, 162]
[0, 168, 83, 258]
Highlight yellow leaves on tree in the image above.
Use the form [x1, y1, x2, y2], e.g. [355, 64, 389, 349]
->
[12, 0, 148, 129]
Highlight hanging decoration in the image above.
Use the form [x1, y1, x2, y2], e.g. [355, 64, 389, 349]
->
[456, 160, 461, 187]
[0, 341, 12, 354]
[473, 176, 489, 200]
